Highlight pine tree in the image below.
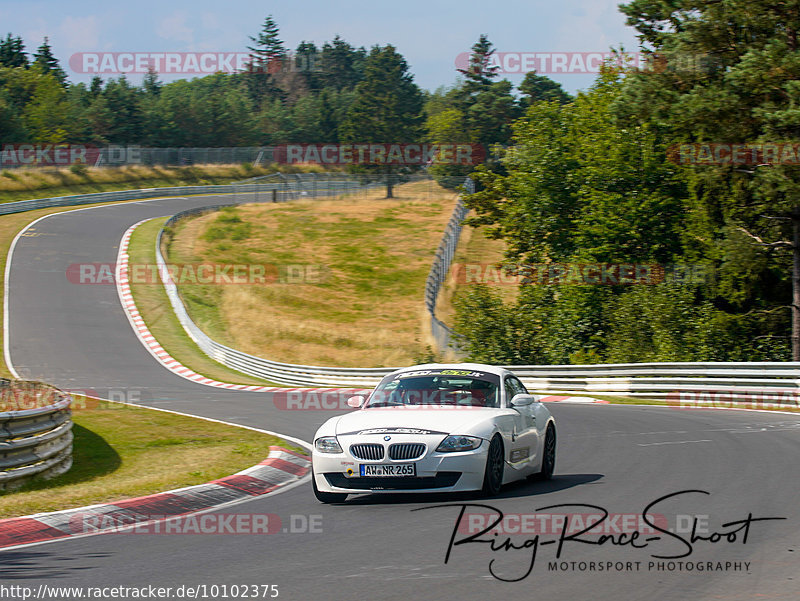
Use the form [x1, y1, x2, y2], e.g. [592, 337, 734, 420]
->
[518, 71, 572, 107]
[339, 45, 423, 197]
[33, 37, 67, 85]
[247, 16, 287, 73]
[0, 34, 28, 68]
[457, 35, 499, 99]
[143, 67, 162, 96]
[320, 35, 366, 91]
[244, 16, 287, 105]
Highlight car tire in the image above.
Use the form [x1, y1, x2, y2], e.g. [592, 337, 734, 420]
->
[533, 423, 556, 481]
[312, 469, 348, 503]
[481, 435, 504, 496]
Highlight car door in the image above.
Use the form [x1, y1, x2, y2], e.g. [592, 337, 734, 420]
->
[504, 376, 538, 470]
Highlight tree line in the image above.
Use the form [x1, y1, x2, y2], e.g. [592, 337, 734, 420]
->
[453, 0, 800, 363]
[0, 20, 562, 156]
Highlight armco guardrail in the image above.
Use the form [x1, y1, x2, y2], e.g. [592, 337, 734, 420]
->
[0, 172, 384, 217]
[506, 362, 800, 399]
[424, 178, 473, 353]
[0, 380, 73, 490]
[0, 182, 276, 216]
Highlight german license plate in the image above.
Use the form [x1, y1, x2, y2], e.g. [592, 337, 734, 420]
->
[359, 463, 416, 477]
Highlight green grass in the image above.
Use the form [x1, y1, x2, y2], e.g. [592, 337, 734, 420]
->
[127, 218, 282, 386]
[0, 398, 304, 518]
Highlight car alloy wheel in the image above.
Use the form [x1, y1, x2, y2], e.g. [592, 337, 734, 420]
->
[540, 424, 556, 480]
[481, 435, 504, 496]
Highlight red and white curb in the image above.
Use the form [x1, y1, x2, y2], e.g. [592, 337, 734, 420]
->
[0, 446, 310, 550]
[115, 220, 369, 398]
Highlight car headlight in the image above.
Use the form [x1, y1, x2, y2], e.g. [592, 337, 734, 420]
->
[436, 435, 482, 453]
[315, 437, 343, 454]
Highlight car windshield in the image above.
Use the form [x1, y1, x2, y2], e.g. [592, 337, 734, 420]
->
[365, 369, 501, 408]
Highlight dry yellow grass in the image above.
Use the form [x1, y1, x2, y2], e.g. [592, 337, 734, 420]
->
[167, 180, 460, 367]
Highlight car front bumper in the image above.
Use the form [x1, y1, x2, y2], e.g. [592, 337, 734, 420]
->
[312, 436, 489, 495]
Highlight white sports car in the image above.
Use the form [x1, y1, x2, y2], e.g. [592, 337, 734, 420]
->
[311, 363, 556, 503]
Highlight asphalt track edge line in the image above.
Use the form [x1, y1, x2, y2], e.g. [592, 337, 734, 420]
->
[2, 192, 209, 380]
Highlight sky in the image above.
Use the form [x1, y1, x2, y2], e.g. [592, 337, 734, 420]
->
[0, 0, 643, 95]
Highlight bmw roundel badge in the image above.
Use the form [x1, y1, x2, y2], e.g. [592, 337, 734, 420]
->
[384, 435, 391, 441]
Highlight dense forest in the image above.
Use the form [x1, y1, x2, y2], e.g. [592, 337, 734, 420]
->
[2, 3, 796, 364]
[454, 0, 800, 364]
[0, 19, 550, 154]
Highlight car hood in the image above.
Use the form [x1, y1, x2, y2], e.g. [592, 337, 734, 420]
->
[334, 407, 508, 437]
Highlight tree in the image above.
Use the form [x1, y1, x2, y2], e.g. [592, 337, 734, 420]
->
[20, 68, 71, 143]
[339, 45, 423, 197]
[319, 35, 366, 91]
[89, 76, 103, 98]
[518, 71, 572, 107]
[457, 34, 499, 99]
[429, 35, 518, 182]
[247, 15, 287, 70]
[143, 67, 162, 96]
[0, 91, 27, 142]
[295, 41, 321, 90]
[425, 106, 471, 184]
[244, 16, 287, 104]
[0, 34, 27, 68]
[32, 37, 67, 85]
[616, 0, 800, 358]
[318, 88, 338, 142]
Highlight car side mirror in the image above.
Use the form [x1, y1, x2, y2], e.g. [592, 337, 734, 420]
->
[346, 395, 365, 408]
[510, 393, 536, 407]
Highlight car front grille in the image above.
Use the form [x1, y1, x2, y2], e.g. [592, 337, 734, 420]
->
[350, 443, 384, 460]
[325, 472, 461, 490]
[388, 443, 426, 460]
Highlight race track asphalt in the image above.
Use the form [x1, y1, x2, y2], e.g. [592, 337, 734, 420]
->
[3, 194, 799, 601]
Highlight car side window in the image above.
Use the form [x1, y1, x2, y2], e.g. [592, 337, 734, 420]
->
[509, 376, 528, 395]
[505, 376, 527, 403]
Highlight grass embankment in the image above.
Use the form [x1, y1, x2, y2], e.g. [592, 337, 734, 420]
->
[0, 398, 299, 518]
[0, 163, 330, 203]
[165, 180, 460, 367]
[128, 219, 279, 386]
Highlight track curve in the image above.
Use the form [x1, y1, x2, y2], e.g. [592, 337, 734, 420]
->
[3, 195, 799, 600]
